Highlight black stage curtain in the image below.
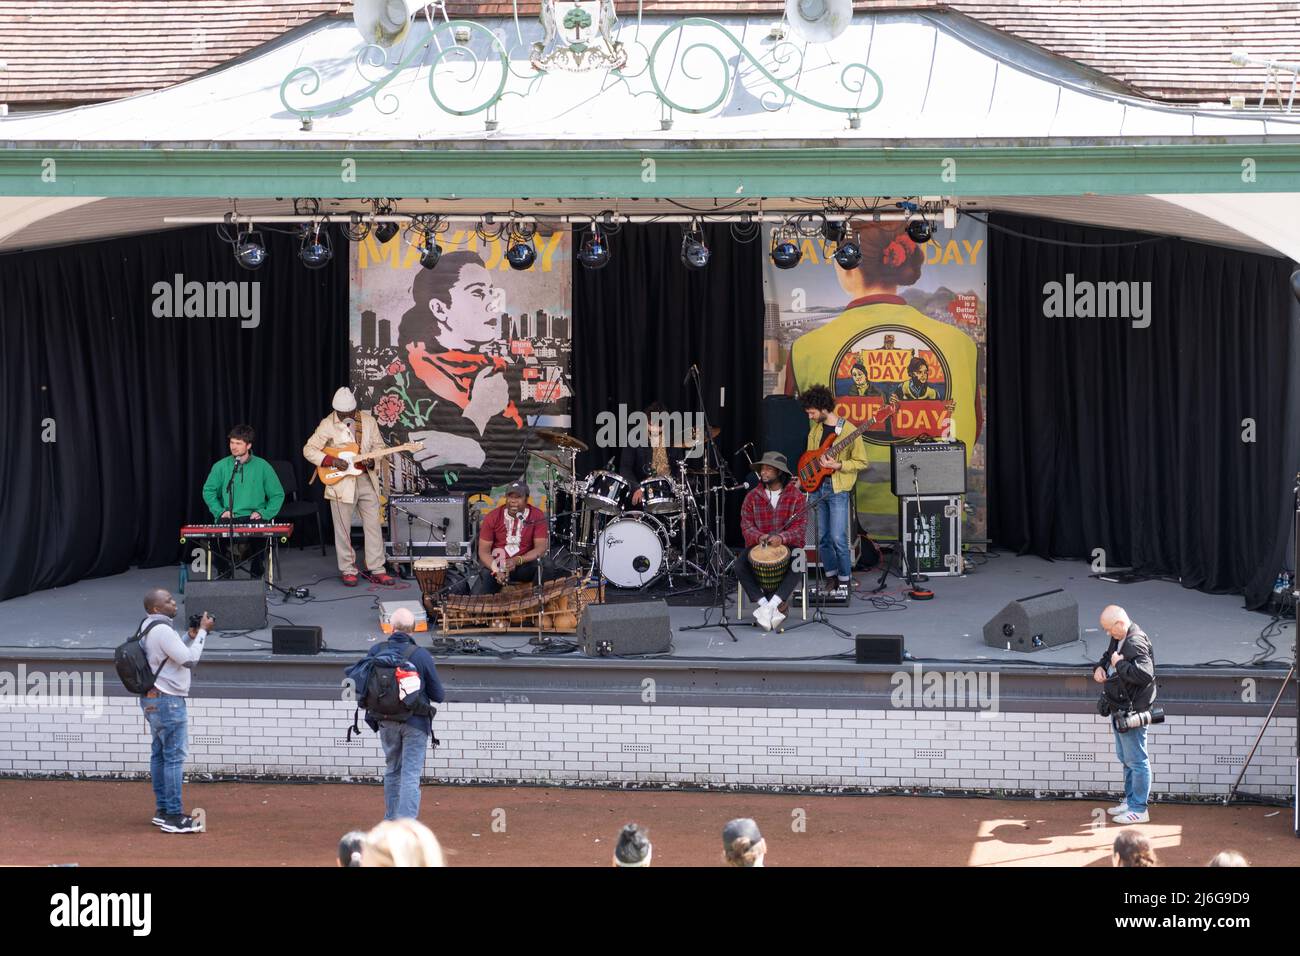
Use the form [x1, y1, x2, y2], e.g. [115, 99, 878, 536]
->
[987, 213, 1300, 610]
[0, 225, 349, 601]
[571, 223, 764, 543]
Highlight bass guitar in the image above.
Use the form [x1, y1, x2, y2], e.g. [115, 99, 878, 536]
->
[795, 404, 896, 493]
[316, 442, 424, 486]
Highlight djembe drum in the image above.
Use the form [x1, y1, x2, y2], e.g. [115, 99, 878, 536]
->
[748, 543, 791, 594]
[413, 558, 449, 615]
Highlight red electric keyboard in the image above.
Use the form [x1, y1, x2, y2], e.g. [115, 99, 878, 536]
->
[180, 522, 294, 542]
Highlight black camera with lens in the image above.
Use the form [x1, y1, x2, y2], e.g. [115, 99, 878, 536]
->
[188, 611, 214, 631]
[1113, 707, 1165, 734]
[1096, 695, 1113, 718]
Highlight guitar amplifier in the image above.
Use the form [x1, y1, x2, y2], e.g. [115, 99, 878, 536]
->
[388, 495, 469, 559]
[891, 441, 967, 496]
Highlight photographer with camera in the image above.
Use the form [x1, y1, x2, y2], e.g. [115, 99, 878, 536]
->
[137, 588, 212, 834]
[1093, 604, 1159, 824]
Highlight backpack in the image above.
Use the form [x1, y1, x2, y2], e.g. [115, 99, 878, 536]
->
[115, 620, 169, 695]
[344, 642, 436, 741]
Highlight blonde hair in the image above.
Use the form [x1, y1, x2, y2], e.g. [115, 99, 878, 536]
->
[1208, 850, 1249, 867]
[362, 819, 445, 867]
[723, 837, 767, 867]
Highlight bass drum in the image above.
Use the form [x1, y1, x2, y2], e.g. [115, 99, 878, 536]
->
[596, 512, 667, 588]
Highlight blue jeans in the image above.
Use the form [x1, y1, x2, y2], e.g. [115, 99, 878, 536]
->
[379, 721, 430, 820]
[1113, 725, 1151, 814]
[140, 694, 188, 816]
[810, 485, 853, 580]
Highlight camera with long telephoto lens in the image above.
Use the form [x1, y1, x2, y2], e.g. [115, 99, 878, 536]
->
[1112, 707, 1165, 733]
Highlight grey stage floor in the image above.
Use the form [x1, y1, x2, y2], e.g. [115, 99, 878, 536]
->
[0, 548, 1286, 669]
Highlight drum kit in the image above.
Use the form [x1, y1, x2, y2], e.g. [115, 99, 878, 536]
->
[530, 427, 733, 591]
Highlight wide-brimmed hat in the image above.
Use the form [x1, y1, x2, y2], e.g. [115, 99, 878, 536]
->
[755, 451, 791, 475]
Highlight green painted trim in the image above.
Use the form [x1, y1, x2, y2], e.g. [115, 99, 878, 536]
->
[2, 144, 1300, 198]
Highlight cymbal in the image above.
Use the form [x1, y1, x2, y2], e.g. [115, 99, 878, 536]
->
[536, 428, 588, 451]
[530, 450, 573, 475]
[671, 425, 722, 448]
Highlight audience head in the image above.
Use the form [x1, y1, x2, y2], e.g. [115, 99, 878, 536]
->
[1208, 850, 1249, 867]
[389, 607, 416, 634]
[337, 830, 367, 867]
[722, 818, 767, 867]
[362, 819, 445, 867]
[612, 823, 652, 867]
[1111, 828, 1157, 867]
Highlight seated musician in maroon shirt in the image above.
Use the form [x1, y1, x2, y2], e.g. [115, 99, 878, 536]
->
[737, 451, 807, 632]
[454, 480, 566, 596]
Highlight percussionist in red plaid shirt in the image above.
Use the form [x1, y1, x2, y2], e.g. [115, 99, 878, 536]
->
[737, 451, 807, 632]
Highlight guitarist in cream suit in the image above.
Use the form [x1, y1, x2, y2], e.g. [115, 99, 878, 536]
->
[303, 387, 396, 587]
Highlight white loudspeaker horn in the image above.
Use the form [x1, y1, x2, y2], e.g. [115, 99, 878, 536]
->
[354, 0, 428, 48]
[785, 0, 852, 43]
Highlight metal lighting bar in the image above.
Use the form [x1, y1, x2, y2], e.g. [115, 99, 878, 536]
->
[167, 212, 921, 226]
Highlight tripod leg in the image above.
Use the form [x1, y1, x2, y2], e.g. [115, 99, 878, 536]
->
[1224, 662, 1296, 804]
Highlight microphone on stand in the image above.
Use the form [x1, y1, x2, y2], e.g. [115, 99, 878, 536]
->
[682, 363, 698, 386]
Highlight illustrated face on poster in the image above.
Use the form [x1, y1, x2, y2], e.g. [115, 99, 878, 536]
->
[350, 231, 572, 503]
[764, 219, 988, 540]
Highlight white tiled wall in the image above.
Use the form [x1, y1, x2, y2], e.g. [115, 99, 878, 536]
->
[1, 699, 1293, 797]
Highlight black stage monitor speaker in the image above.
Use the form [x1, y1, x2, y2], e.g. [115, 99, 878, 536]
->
[856, 634, 904, 665]
[185, 579, 267, 631]
[983, 588, 1078, 652]
[891, 441, 967, 496]
[580, 601, 672, 657]
[272, 625, 323, 655]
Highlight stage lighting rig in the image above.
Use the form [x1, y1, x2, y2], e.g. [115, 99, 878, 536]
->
[234, 228, 268, 271]
[299, 222, 333, 269]
[407, 214, 445, 270]
[372, 200, 400, 245]
[770, 222, 802, 270]
[505, 230, 537, 270]
[577, 222, 611, 270]
[822, 220, 861, 269]
[681, 219, 710, 270]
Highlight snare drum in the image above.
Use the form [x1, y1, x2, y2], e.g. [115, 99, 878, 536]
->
[583, 470, 631, 515]
[638, 476, 680, 515]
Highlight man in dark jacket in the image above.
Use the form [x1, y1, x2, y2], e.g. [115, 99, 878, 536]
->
[1093, 604, 1156, 824]
[364, 607, 446, 821]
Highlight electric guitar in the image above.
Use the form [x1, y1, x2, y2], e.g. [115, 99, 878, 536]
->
[796, 404, 896, 493]
[316, 442, 424, 486]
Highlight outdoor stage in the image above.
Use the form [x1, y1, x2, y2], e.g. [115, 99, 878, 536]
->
[0, 548, 1294, 805]
[0, 548, 1283, 668]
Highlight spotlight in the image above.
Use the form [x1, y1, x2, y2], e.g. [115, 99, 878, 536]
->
[681, 228, 710, 270]
[234, 231, 267, 271]
[299, 226, 333, 270]
[373, 220, 400, 245]
[577, 226, 610, 270]
[906, 218, 933, 244]
[505, 235, 536, 270]
[833, 236, 862, 269]
[771, 239, 802, 269]
[418, 239, 443, 270]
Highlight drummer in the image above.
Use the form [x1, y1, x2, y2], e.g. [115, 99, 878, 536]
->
[620, 400, 687, 506]
[737, 451, 807, 632]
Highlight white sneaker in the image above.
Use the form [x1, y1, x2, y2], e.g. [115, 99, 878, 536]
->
[751, 603, 774, 631]
[769, 607, 787, 631]
[1115, 811, 1149, 824]
[1107, 803, 1130, 815]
